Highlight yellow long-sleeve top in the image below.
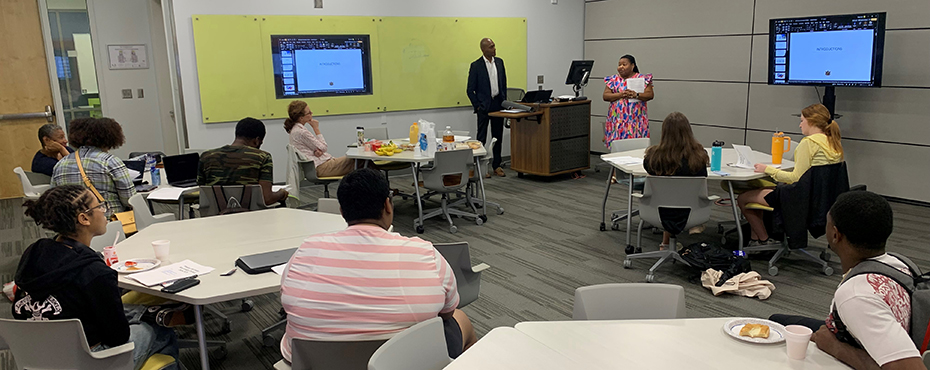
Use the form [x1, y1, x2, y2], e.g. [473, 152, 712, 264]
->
[764, 133, 842, 184]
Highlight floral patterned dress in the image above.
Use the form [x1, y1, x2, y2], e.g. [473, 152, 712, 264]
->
[604, 73, 653, 148]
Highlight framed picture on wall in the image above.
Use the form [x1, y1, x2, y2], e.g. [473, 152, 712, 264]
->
[107, 44, 148, 70]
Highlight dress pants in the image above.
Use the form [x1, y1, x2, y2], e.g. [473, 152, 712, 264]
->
[476, 98, 504, 169]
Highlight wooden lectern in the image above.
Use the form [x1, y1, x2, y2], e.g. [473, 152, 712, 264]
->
[490, 100, 591, 177]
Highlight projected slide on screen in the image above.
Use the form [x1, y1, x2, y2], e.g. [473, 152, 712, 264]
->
[768, 12, 885, 87]
[272, 35, 372, 98]
[788, 30, 873, 81]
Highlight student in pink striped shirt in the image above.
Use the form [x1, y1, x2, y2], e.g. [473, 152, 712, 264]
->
[279, 168, 477, 364]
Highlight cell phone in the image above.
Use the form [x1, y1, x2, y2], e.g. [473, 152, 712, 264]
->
[161, 278, 200, 293]
[712, 170, 731, 177]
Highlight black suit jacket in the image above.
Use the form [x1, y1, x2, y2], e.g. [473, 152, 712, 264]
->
[466, 56, 507, 113]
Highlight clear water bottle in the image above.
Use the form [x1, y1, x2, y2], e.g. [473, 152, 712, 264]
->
[356, 126, 365, 146]
[148, 155, 160, 186]
[711, 141, 724, 172]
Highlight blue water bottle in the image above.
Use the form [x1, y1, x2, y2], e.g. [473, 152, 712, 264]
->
[711, 141, 723, 172]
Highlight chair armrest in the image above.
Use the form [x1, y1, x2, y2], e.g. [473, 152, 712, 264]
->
[88, 342, 134, 359]
[471, 263, 491, 273]
[707, 195, 721, 201]
[33, 184, 51, 194]
[631, 193, 644, 199]
[152, 213, 177, 222]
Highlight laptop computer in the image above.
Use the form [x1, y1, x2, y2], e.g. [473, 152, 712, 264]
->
[521, 89, 553, 103]
[162, 153, 200, 188]
[235, 247, 298, 274]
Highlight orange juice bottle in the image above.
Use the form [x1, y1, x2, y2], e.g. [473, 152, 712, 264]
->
[409, 122, 418, 143]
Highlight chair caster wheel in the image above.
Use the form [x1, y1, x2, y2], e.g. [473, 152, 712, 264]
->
[823, 266, 834, 276]
[416, 225, 424, 234]
[721, 236, 728, 245]
[263, 334, 277, 347]
[717, 224, 725, 234]
[497, 208, 504, 215]
[517, 172, 524, 178]
[635, 247, 642, 254]
[820, 251, 831, 262]
[768, 266, 779, 276]
[475, 217, 484, 226]
[241, 299, 254, 312]
[449, 225, 457, 233]
[645, 274, 656, 283]
[599, 223, 606, 231]
[595, 167, 600, 173]
[624, 245, 635, 254]
[623, 260, 632, 268]
[221, 320, 231, 335]
[611, 223, 620, 231]
[212, 346, 228, 361]
[480, 215, 488, 222]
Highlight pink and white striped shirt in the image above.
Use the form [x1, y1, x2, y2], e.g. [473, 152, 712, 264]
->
[279, 224, 459, 362]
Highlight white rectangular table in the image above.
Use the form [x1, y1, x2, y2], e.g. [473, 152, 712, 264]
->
[600, 148, 793, 249]
[115, 208, 347, 370]
[346, 141, 489, 233]
[459, 318, 845, 369]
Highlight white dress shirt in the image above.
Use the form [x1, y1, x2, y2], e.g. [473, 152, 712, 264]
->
[484, 56, 499, 98]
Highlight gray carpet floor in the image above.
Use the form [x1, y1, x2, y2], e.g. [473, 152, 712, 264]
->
[1, 154, 928, 369]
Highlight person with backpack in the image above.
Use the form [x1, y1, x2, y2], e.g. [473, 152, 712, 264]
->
[770, 191, 926, 370]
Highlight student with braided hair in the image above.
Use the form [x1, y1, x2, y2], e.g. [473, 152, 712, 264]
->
[13, 185, 179, 370]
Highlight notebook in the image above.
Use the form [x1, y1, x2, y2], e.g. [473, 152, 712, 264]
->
[235, 247, 298, 274]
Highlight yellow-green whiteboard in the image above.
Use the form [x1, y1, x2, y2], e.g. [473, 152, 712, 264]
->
[192, 15, 526, 123]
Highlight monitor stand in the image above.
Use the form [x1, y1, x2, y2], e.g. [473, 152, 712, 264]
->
[823, 86, 837, 119]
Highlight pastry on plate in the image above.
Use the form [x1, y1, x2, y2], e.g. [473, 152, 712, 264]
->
[739, 323, 770, 338]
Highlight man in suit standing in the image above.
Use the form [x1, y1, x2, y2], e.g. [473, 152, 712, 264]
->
[467, 38, 507, 178]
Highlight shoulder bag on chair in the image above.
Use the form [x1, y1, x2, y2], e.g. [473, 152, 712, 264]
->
[213, 185, 253, 215]
[74, 150, 137, 234]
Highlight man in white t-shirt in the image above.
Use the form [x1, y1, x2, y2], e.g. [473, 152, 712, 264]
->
[771, 191, 925, 370]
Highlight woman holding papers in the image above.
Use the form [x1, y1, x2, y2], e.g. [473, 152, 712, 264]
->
[602, 54, 655, 148]
[737, 103, 844, 247]
[13, 185, 180, 369]
[643, 112, 709, 250]
[284, 100, 371, 177]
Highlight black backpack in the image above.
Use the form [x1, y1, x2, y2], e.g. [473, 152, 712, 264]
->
[679, 242, 752, 285]
[831, 253, 930, 353]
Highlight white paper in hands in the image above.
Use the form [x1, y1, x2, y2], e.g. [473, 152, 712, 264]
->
[626, 78, 646, 102]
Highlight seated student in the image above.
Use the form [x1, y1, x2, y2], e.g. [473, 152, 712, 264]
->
[770, 191, 925, 370]
[198, 117, 288, 205]
[279, 168, 478, 364]
[51, 117, 136, 217]
[14, 185, 179, 370]
[737, 103, 843, 247]
[642, 112, 710, 250]
[283, 100, 371, 178]
[32, 123, 74, 177]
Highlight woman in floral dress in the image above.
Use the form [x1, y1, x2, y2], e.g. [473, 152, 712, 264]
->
[603, 54, 655, 148]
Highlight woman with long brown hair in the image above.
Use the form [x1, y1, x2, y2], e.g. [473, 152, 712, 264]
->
[738, 103, 844, 246]
[643, 112, 709, 249]
[284, 100, 368, 177]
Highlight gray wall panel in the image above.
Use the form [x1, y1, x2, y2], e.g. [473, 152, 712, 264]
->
[647, 81, 748, 130]
[750, 30, 930, 87]
[584, 36, 752, 82]
[747, 85, 930, 145]
[585, 0, 754, 40]
[691, 125, 747, 149]
[753, 0, 930, 32]
[746, 130, 930, 203]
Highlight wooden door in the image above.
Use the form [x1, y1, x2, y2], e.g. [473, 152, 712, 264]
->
[0, 0, 55, 199]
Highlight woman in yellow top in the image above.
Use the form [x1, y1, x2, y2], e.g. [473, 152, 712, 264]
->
[737, 103, 843, 247]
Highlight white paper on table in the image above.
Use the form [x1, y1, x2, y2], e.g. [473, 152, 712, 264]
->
[127, 259, 215, 287]
[499, 109, 524, 113]
[127, 169, 141, 180]
[626, 77, 646, 102]
[730, 144, 756, 169]
[604, 156, 644, 166]
[146, 186, 197, 200]
[272, 185, 291, 192]
[271, 264, 287, 275]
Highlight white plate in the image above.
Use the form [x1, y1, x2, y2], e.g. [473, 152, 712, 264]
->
[723, 318, 787, 344]
[112, 258, 161, 274]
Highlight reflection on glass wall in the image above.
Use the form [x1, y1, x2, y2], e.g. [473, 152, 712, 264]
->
[47, 2, 102, 130]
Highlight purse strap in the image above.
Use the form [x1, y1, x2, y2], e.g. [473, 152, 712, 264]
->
[74, 149, 105, 203]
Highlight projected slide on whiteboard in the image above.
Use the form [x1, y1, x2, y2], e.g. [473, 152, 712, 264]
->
[788, 30, 873, 82]
[272, 34, 373, 98]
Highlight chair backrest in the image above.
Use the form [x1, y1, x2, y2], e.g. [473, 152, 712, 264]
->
[638, 176, 714, 234]
[317, 198, 341, 215]
[366, 127, 389, 141]
[291, 338, 387, 370]
[573, 283, 686, 320]
[0, 318, 134, 370]
[368, 317, 452, 370]
[129, 194, 156, 231]
[421, 149, 471, 192]
[90, 220, 127, 252]
[609, 138, 650, 153]
[197, 185, 269, 217]
[434, 242, 481, 308]
[13, 167, 51, 198]
[506, 87, 526, 102]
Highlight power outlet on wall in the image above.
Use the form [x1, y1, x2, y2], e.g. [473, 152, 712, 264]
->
[314, 0, 323, 8]
[537, 75, 544, 84]
[551, 0, 557, 4]
[122, 89, 132, 99]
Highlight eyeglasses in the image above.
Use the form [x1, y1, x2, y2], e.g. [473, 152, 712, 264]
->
[82, 202, 109, 214]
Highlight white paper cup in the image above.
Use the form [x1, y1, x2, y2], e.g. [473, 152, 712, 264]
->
[784, 325, 813, 360]
[152, 240, 170, 261]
